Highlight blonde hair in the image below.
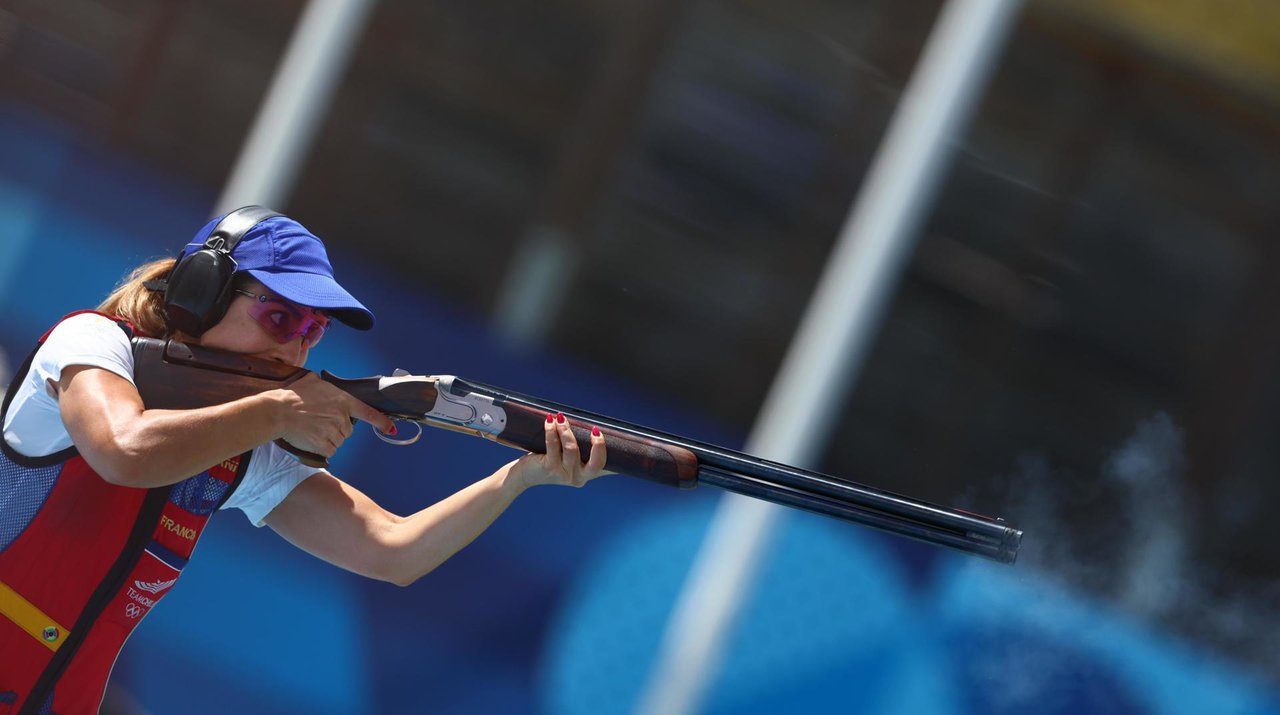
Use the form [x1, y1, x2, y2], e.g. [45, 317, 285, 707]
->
[96, 258, 176, 338]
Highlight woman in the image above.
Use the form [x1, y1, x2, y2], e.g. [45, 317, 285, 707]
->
[0, 207, 608, 712]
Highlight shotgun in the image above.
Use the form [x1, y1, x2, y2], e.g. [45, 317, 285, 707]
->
[131, 337, 1022, 563]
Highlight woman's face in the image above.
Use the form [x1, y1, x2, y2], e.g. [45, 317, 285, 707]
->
[195, 278, 323, 366]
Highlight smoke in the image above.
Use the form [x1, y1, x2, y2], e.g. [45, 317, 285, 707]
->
[1105, 412, 1188, 618]
[993, 412, 1279, 683]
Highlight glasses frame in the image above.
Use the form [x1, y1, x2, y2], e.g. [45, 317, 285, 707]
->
[233, 288, 330, 348]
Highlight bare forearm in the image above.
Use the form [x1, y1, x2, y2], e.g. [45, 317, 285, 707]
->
[94, 394, 282, 488]
[384, 460, 528, 586]
[381, 415, 609, 585]
[265, 393, 607, 586]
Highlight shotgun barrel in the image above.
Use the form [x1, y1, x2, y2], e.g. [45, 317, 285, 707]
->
[448, 377, 1022, 564]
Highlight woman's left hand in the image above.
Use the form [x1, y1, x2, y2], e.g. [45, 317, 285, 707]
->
[513, 412, 608, 490]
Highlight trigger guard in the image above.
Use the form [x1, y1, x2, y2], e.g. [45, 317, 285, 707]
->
[374, 419, 422, 446]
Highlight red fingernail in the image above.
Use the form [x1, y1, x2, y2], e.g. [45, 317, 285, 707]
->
[546, 413, 554, 423]
[591, 426, 601, 437]
[556, 413, 566, 424]
[389, 425, 398, 435]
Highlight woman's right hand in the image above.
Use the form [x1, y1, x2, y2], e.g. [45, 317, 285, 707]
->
[268, 373, 396, 458]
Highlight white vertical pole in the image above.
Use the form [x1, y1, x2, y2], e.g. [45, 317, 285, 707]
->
[215, 0, 378, 214]
[492, 226, 578, 346]
[634, 1, 1025, 713]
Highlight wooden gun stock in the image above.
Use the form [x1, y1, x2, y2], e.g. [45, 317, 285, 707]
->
[131, 337, 331, 467]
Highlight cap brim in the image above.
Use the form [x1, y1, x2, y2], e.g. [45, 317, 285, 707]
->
[247, 269, 375, 331]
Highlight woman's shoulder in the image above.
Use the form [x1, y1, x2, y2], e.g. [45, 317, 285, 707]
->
[3, 314, 136, 455]
[33, 311, 138, 385]
[47, 311, 132, 338]
[40, 312, 134, 353]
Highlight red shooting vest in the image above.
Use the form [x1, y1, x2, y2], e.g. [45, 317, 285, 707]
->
[0, 314, 249, 713]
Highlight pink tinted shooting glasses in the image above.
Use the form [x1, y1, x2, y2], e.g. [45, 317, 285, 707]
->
[234, 288, 329, 348]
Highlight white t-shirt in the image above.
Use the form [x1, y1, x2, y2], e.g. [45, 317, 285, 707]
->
[2, 313, 319, 526]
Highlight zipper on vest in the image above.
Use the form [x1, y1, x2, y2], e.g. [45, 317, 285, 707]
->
[20, 486, 173, 714]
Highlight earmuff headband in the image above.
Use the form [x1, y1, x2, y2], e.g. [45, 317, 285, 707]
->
[158, 206, 283, 336]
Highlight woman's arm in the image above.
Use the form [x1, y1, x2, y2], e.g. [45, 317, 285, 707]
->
[58, 365, 391, 488]
[264, 413, 607, 586]
[264, 464, 524, 586]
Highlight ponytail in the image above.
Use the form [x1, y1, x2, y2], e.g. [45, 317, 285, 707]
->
[96, 258, 175, 338]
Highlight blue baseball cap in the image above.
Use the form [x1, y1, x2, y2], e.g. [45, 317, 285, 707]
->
[183, 213, 375, 330]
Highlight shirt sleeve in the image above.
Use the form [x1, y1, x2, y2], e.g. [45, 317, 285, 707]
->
[2, 313, 136, 456]
[222, 441, 322, 527]
[37, 312, 136, 386]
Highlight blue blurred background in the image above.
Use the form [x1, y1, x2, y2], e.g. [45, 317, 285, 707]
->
[2, 1, 1280, 713]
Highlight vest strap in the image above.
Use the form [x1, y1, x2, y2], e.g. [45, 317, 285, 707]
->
[0, 579, 70, 652]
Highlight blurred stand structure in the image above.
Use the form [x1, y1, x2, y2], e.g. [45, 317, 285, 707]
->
[493, 0, 684, 347]
[638, 1, 1023, 713]
[1, 0, 1279, 712]
[216, 0, 377, 213]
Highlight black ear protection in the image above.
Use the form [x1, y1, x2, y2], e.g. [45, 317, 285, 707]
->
[147, 206, 282, 337]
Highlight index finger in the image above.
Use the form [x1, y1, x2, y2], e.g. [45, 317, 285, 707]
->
[346, 396, 396, 434]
